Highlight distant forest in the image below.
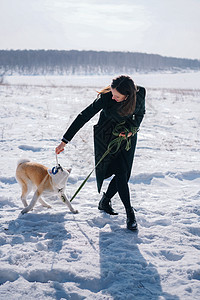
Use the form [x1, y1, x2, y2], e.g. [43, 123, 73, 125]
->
[0, 50, 200, 75]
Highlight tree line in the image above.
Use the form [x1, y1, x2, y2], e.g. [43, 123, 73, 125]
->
[0, 50, 199, 75]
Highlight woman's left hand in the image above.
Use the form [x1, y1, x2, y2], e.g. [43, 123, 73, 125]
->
[119, 132, 132, 139]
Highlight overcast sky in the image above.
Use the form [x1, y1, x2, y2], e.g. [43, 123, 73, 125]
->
[1, 0, 200, 59]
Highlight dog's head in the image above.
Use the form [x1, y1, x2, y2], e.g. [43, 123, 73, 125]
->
[48, 165, 71, 190]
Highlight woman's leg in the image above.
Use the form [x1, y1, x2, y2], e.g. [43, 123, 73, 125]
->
[104, 176, 118, 199]
[104, 172, 137, 230]
[114, 172, 131, 212]
[98, 174, 118, 215]
[105, 171, 131, 210]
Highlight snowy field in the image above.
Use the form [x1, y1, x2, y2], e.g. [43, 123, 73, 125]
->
[0, 73, 200, 299]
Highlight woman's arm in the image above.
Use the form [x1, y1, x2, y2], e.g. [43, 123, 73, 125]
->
[126, 87, 146, 129]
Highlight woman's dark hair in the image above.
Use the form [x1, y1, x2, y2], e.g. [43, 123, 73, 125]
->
[111, 75, 137, 116]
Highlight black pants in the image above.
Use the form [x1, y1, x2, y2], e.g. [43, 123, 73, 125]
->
[103, 136, 137, 213]
[105, 167, 132, 213]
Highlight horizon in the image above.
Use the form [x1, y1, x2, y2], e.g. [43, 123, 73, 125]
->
[1, 48, 199, 61]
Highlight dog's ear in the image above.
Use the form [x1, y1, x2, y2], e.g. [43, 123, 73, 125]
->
[67, 168, 72, 174]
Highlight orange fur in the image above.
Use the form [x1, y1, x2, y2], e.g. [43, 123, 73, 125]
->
[16, 160, 78, 214]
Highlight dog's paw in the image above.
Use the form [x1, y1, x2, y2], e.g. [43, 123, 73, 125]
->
[21, 207, 30, 214]
[73, 210, 79, 214]
[21, 208, 27, 214]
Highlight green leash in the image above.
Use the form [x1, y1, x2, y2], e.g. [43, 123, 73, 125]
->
[70, 122, 139, 202]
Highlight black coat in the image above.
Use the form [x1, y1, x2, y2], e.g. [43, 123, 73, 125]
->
[62, 86, 146, 192]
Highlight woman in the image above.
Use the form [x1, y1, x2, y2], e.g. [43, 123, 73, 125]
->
[56, 75, 146, 231]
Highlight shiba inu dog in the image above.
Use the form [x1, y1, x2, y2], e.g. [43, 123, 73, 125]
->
[16, 159, 78, 214]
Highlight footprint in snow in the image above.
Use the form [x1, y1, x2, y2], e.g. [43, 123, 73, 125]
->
[18, 145, 43, 152]
[160, 250, 184, 261]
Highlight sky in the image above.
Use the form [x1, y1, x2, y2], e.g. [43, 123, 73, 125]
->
[1, 0, 200, 59]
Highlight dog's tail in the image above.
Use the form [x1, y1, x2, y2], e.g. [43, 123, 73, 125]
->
[17, 158, 30, 167]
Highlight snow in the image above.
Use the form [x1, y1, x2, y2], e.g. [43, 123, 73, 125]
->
[0, 72, 200, 299]
[3, 70, 200, 89]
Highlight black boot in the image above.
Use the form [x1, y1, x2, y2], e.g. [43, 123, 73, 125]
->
[98, 193, 118, 215]
[126, 207, 137, 231]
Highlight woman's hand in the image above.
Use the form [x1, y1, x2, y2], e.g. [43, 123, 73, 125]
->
[119, 132, 132, 139]
[55, 141, 66, 154]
